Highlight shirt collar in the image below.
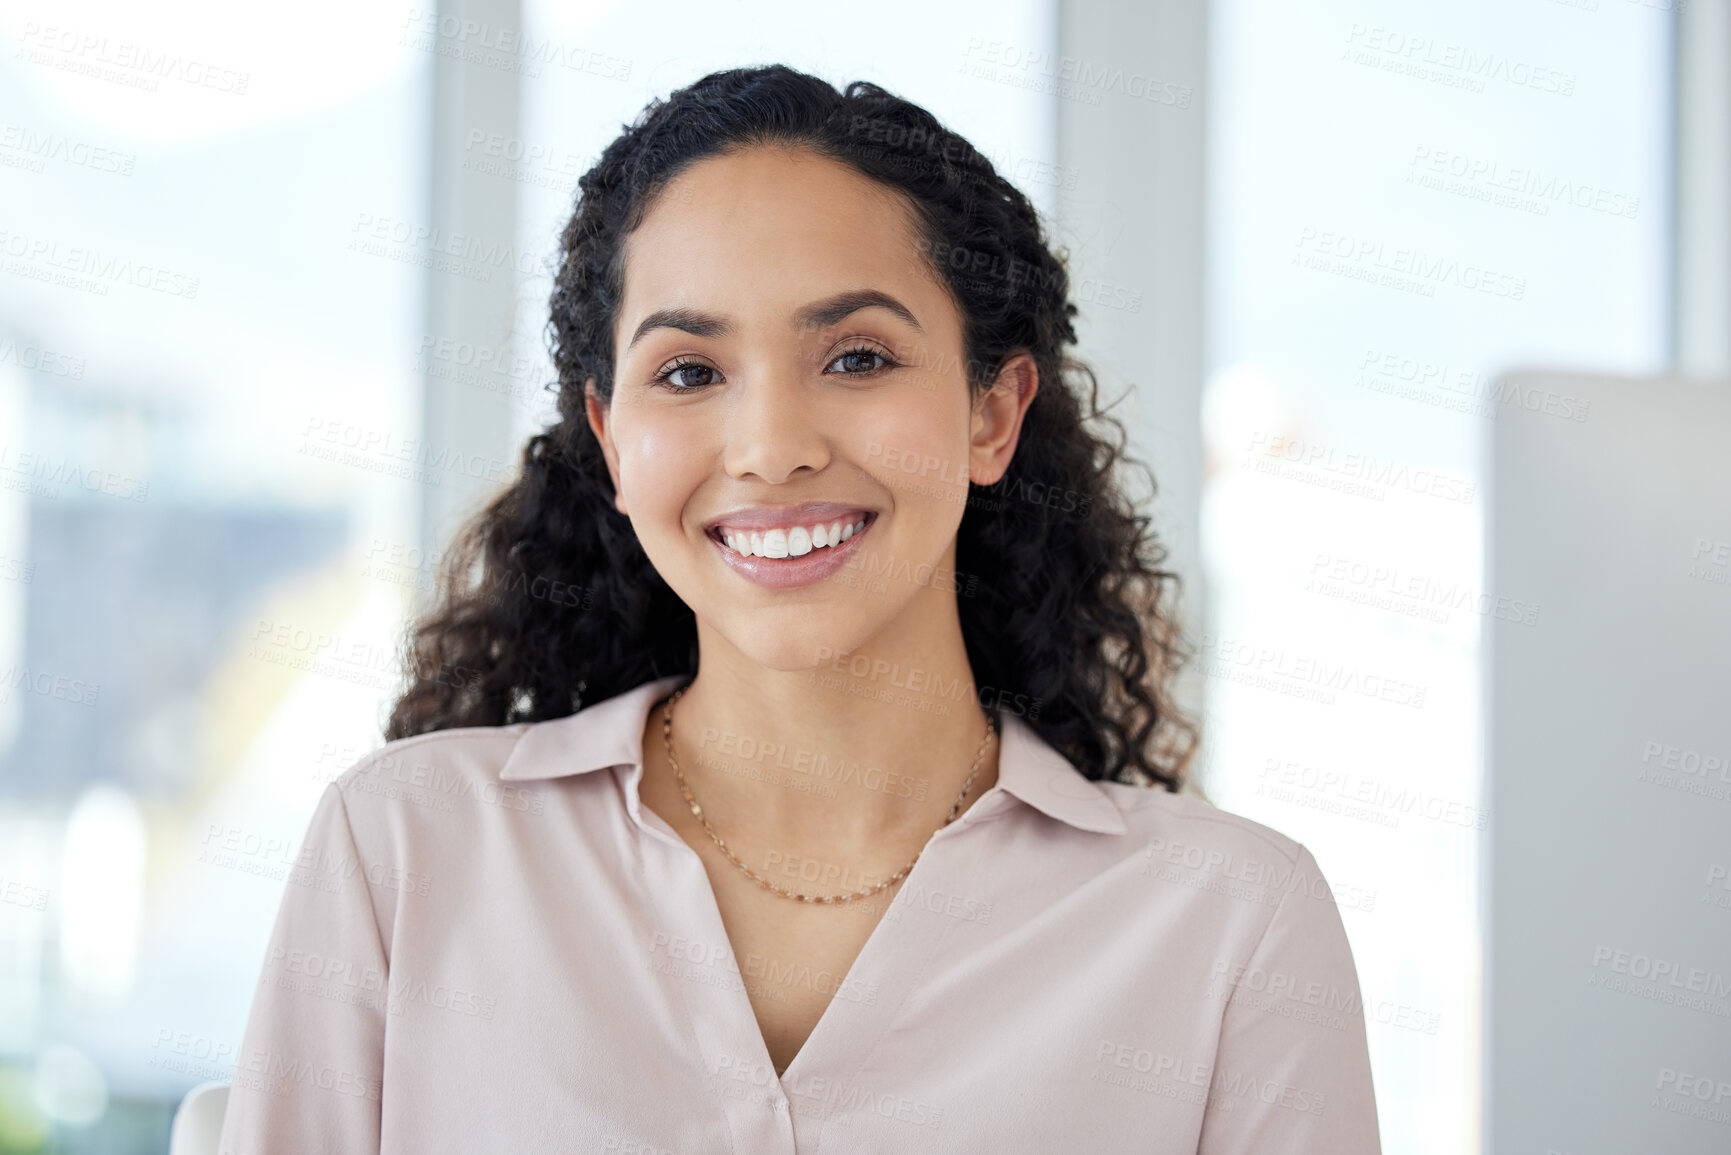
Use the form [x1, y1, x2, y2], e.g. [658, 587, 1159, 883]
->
[498, 674, 1128, 836]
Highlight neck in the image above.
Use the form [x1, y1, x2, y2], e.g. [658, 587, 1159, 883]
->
[655, 598, 1001, 858]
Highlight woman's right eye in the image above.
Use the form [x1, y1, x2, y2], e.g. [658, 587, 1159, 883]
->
[654, 360, 720, 391]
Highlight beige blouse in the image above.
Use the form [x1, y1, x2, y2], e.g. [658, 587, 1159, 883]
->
[218, 673, 1381, 1153]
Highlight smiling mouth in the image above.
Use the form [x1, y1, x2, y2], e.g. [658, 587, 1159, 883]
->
[707, 512, 877, 558]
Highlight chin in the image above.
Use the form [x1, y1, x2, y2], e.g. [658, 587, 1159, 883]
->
[747, 634, 866, 674]
[696, 610, 861, 670]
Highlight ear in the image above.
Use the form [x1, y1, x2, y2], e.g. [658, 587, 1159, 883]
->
[969, 352, 1039, 487]
[584, 378, 629, 516]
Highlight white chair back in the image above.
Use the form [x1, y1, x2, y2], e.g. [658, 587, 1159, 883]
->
[168, 1081, 230, 1155]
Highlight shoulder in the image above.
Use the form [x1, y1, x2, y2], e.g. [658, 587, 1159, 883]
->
[333, 723, 534, 789]
[320, 722, 543, 844]
[1094, 779, 1310, 872]
[1089, 782, 1368, 958]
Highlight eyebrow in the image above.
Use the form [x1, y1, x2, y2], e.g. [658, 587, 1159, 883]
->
[624, 289, 924, 352]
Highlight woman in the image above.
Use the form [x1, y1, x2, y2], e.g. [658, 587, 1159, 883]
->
[219, 65, 1380, 1153]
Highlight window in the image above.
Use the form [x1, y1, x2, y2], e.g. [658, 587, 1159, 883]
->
[1203, 5, 1669, 1153]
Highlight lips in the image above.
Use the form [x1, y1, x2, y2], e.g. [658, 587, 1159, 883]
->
[699, 501, 882, 589]
[699, 502, 872, 561]
[712, 513, 874, 559]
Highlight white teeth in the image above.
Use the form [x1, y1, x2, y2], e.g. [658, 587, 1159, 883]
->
[717, 517, 868, 558]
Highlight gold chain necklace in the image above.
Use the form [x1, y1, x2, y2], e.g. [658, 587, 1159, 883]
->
[659, 684, 998, 904]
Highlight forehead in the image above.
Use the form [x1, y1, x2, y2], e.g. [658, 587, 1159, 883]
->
[618, 145, 946, 327]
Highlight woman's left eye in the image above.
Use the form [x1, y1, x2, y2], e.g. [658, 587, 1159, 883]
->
[826, 347, 896, 375]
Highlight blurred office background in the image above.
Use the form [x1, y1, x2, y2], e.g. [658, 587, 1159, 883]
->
[0, 0, 1718, 1151]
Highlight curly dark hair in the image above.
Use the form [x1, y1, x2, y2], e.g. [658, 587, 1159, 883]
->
[385, 64, 1200, 793]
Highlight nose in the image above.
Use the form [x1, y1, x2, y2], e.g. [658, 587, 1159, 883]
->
[721, 363, 832, 484]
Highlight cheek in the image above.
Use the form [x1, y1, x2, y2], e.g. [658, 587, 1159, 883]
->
[850, 399, 972, 494]
[615, 418, 708, 516]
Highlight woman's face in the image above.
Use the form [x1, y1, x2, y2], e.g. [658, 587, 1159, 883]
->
[586, 144, 1036, 671]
